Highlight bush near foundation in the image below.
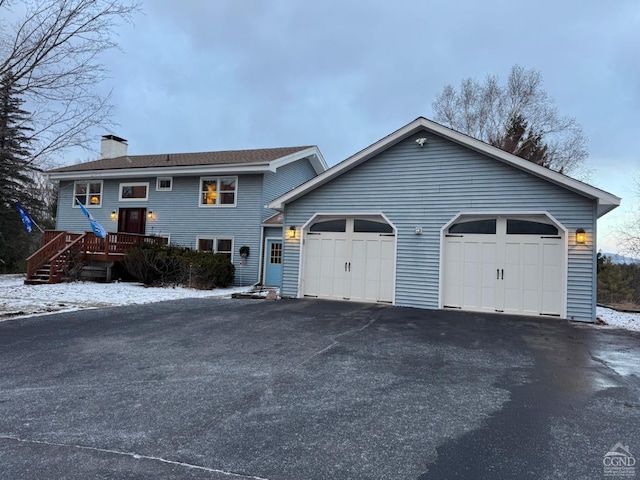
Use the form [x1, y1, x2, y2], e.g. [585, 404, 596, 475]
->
[123, 244, 234, 288]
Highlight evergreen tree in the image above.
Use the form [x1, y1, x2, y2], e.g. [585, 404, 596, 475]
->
[433, 65, 588, 175]
[597, 255, 634, 305]
[494, 114, 550, 169]
[0, 72, 41, 273]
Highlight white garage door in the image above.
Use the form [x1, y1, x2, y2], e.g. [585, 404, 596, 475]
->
[303, 217, 395, 303]
[442, 217, 565, 317]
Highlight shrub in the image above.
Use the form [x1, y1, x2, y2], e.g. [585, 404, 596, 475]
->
[181, 250, 235, 289]
[123, 244, 235, 288]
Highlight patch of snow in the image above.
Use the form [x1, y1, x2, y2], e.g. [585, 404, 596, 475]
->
[0, 274, 251, 321]
[597, 306, 640, 332]
[2, 275, 638, 333]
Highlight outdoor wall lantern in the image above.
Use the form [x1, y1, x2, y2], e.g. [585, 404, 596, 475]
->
[288, 226, 296, 239]
[147, 210, 155, 220]
[576, 228, 586, 244]
[110, 211, 118, 220]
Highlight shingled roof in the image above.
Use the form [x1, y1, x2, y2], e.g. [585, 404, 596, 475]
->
[49, 146, 314, 173]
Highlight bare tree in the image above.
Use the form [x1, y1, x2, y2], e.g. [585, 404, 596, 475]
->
[0, 0, 140, 167]
[617, 175, 640, 258]
[432, 65, 588, 175]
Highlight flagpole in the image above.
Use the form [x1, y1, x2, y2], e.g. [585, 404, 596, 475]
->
[31, 219, 45, 234]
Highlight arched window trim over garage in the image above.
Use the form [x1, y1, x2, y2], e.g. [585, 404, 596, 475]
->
[441, 211, 567, 236]
[302, 212, 397, 234]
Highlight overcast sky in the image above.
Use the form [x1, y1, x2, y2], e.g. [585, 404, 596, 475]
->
[91, 0, 639, 253]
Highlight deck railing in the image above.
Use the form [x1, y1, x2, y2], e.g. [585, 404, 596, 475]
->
[47, 233, 90, 284]
[26, 231, 68, 280]
[26, 231, 166, 283]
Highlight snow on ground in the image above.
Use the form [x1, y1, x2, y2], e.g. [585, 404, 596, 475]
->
[0, 274, 252, 321]
[1, 274, 638, 332]
[596, 306, 640, 333]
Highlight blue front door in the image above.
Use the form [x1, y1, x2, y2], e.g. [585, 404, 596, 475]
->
[264, 239, 283, 286]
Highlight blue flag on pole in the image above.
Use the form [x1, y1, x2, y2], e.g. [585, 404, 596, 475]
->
[77, 200, 107, 238]
[15, 202, 34, 233]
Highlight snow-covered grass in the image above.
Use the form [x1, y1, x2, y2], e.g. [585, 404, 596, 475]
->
[1, 274, 638, 332]
[596, 306, 640, 333]
[0, 274, 252, 321]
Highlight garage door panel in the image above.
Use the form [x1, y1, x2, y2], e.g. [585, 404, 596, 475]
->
[304, 237, 322, 296]
[331, 239, 349, 298]
[543, 242, 563, 264]
[302, 219, 395, 304]
[443, 240, 463, 306]
[443, 217, 565, 317]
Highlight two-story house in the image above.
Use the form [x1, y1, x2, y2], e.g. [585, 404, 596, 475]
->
[45, 135, 327, 286]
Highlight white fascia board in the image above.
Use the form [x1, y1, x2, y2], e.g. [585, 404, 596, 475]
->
[268, 121, 434, 210]
[47, 163, 272, 181]
[420, 118, 621, 218]
[268, 117, 621, 217]
[268, 146, 328, 174]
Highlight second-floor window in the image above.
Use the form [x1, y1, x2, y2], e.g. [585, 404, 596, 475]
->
[74, 181, 103, 207]
[119, 182, 149, 201]
[200, 177, 237, 206]
[156, 177, 172, 191]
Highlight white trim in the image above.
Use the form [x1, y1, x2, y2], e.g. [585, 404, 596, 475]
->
[50, 163, 274, 181]
[198, 176, 238, 207]
[156, 177, 173, 192]
[72, 180, 103, 208]
[119, 182, 149, 201]
[263, 236, 283, 286]
[268, 147, 328, 175]
[267, 117, 620, 217]
[439, 210, 567, 232]
[437, 210, 568, 318]
[297, 212, 397, 305]
[156, 233, 171, 246]
[195, 236, 234, 262]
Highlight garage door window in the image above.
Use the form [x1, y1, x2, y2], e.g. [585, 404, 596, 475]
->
[310, 219, 346, 232]
[449, 219, 496, 234]
[506, 219, 558, 235]
[353, 219, 394, 233]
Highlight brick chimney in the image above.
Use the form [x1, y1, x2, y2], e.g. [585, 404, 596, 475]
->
[100, 135, 128, 159]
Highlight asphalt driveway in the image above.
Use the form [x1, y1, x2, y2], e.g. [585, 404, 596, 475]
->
[1, 298, 639, 479]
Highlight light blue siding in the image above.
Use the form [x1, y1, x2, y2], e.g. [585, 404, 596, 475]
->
[264, 226, 283, 238]
[55, 157, 320, 286]
[57, 175, 264, 286]
[282, 133, 597, 322]
[262, 158, 317, 221]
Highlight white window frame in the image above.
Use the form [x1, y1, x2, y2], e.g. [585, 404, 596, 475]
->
[196, 236, 234, 262]
[73, 180, 103, 208]
[119, 182, 149, 201]
[156, 177, 173, 192]
[199, 176, 237, 207]
[157, 234, 171, 246]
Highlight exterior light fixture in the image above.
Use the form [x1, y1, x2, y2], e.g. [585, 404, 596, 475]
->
[288, 226, 296, 239]
[110, 211, 117, 220]
[576, 228, 586, 244]
[147, 210, 154, 220]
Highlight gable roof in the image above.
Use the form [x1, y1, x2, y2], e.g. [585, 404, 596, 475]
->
[48, 146, 327, 180]
[263, 212, 284, 225]
[268, 117, 620, 218]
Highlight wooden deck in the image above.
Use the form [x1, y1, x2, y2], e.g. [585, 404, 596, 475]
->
[25, 230, 165, 284]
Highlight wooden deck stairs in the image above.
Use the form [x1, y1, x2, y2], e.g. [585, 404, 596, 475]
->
[25, 230, 164, 285]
